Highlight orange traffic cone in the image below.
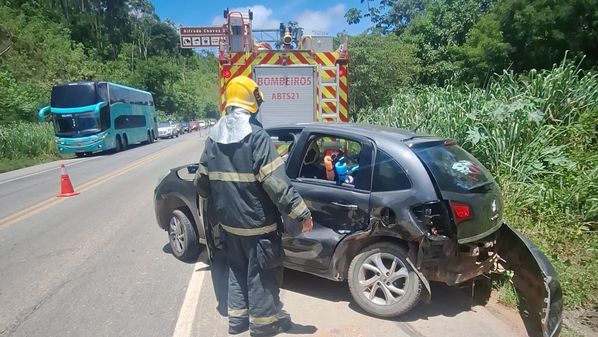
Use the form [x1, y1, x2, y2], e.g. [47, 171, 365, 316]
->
[57, 164, 79, 197]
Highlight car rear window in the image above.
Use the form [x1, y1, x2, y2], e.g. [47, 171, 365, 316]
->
[414, 144, 493, 193]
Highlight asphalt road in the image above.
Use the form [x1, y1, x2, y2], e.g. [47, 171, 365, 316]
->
[0, 130, 528, 337]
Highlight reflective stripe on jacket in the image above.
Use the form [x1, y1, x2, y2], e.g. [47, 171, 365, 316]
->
[194, 122, 310, 235]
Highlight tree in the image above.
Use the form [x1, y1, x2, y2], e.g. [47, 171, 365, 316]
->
[492, 0, 598, 71]
[450, 14, 510, 86]
[346, 0, 428, 35]
[347, 34, 420, 113]
[0, 2, 219, 124]
[400, 0, 490, 85]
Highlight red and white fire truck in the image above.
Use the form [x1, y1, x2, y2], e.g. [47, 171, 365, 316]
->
[217, 9, 349, 127]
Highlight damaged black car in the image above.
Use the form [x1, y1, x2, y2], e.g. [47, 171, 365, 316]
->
[154, 123, 562, 337]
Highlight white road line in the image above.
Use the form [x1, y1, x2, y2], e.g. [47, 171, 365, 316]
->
[172, 261, 209, 337]
[0, 157, 98, 185]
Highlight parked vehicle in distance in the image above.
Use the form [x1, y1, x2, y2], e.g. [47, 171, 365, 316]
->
[38, 81, 157, 157]
[189, 121, 198, 131]
[157, 121, 178, 139]
[209, 119, 216, 126]
[181, 122, 190, 133]
[198, 120, 206, 129]
[154, 123, 561, 337]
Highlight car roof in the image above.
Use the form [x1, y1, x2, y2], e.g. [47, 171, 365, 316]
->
[267, 122, 444, 143]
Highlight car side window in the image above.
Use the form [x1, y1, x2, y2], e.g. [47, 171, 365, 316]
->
[270, 135, 294, 162]
[299, 135, 367, 189]
[372, 150, 411, 191]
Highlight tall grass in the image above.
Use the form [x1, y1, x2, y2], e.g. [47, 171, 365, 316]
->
[0, 122, 57, 160]
[357, 58, 598, 309]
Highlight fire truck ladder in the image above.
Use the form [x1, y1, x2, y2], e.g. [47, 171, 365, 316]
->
[318, 65, 340, 122]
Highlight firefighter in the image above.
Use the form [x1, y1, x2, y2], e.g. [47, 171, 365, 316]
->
[195, 75, 313, 336]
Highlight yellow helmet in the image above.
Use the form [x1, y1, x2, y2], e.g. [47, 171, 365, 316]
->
[224, 76, 264, 113]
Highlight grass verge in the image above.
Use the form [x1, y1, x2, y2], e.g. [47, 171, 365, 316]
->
[0, 154, 66, 173]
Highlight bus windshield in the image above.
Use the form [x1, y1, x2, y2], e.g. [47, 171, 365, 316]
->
[53, 112, 101, 137]
[51, 83, 97, 108]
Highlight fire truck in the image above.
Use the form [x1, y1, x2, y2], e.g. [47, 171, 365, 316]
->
[217, 9, 349, 127]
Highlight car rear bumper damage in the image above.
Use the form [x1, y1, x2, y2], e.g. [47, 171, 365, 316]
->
[495, 222, 563, 337]
[421, 222, 562, 337]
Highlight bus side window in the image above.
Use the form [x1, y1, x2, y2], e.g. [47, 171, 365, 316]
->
[100, 106, 110, 130]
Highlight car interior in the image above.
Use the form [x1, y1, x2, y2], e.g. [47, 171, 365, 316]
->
[299, 136, 362, 188]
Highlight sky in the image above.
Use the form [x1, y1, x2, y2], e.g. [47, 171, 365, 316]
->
[151, 1, 370, 36]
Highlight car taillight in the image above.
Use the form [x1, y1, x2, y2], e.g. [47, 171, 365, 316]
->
[449, 201, 472, 224]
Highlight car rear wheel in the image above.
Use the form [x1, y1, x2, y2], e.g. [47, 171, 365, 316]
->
[348, 242, 422, 317]
[168, 209, 199, 262]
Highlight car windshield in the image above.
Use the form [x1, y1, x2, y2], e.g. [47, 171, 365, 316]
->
[414, 144, 493, 193]
[52, 111, 101, 137]
[158, 122, 171, 128]
[51, 83, 97, 108]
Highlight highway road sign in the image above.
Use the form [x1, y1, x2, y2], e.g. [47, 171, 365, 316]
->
[179, 26, 223, 48]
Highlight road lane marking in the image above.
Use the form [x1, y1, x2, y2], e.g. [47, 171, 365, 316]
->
[172, 261, 208, 337]
[0, 139, 192, 230]
[0, 157, 98, 185]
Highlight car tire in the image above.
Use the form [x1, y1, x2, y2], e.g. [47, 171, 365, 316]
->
[168, 209, 199, 262]
[348, 242, 422, 317]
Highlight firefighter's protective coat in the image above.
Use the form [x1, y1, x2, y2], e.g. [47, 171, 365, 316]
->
[195, 111, 311, 233]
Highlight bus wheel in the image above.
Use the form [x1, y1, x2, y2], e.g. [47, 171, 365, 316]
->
[122, 134, 129, 150]
[115, 135, 123, 152]
[149, 131, 154, 143]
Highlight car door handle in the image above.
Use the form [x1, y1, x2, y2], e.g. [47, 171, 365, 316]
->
[331, 202, 358, 209]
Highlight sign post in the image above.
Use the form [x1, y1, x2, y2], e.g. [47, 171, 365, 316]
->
[179, 26, 224, 49]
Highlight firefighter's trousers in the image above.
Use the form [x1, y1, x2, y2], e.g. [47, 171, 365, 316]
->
[225, 230, 285, 334]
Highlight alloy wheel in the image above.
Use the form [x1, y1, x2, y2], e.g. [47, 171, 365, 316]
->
[358, 252, 410, 306]
[169, 216, 185, 254]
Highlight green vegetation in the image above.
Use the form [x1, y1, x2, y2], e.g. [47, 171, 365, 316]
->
[346, 0, 598, 86]
[357, 60, 598, 309]
[0, 0, 218, 124]
[0, 122, 60, 172]
[0, 0, 218, 169]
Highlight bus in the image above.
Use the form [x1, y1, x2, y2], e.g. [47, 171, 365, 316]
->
[38, 81, 158, 157]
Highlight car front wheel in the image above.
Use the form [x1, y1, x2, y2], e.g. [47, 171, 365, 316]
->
[348, 242, 422, 317]
[168, 209, 199, 262]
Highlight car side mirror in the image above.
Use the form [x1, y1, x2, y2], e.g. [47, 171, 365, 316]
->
[187, 164, 199, 174]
